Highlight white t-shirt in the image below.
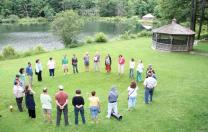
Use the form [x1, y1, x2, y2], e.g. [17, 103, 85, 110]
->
[47, 60, 55, 69]
[13, 85, 25, 98]
[143, 77, 157, 89]
[129, 61, 135, 69]
[128, 87, 138, 97]
[137, 63, 144, 73]
[40, 94, 52, 109]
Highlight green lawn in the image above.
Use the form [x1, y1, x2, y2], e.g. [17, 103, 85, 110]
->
[194, 41, 208, 53]
[0, 38, 208, 132]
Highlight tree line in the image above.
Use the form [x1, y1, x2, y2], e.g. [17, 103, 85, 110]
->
[0, 0, 157, 18]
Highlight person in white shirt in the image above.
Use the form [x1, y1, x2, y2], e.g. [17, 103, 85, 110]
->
[129, 58, 135, 79]
[136, 60, 144, 82]
[40, 88, 52, 123]
[143, 72, 157, 104]
[35, 59, 43, 81]
[47, 57, 55, 78]
[94, 51, 101, 72]
[13, 81, 25, 112]
[127, 81, 139, 111]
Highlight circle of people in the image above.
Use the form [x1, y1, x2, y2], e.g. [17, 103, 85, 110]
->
[13, 51, 157, 126]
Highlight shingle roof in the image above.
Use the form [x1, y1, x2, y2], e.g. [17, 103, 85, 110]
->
[152, 19, 195, 35]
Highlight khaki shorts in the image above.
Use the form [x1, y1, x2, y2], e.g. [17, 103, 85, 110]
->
[62, 64, 68, 70]
[43, 109, 52, 114]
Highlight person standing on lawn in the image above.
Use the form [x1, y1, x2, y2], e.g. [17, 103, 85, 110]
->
[55, 85, 69, 126]
[35, 59, 42, 81]
[136, 60, 144, 82]
[72, 54, 78, 74]
[127, 81, 139, 111]
[143, 72, 157, 104]
[129, 58, 135, 79]
[62, 55, 69, 75]
[13, 81, 24, 112]
[25, 85, 36, 119]
[105, 54, 112, 73]
[19, 68, 26, 88]
[40, 88, 52, 123]
[88, 91, 100, 124]
[47, 57, 55, 78]
[83, 52, 90, 72]
[72, 89, 86, 125]
[26, 62, 33, 87]
[118, 55, 125, 75]
[93, 51, 101, 72]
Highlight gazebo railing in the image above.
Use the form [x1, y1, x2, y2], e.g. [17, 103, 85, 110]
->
[152, 40, 189, 51]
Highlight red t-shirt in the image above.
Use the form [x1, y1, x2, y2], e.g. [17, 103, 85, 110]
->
[55, 91, 68, 106]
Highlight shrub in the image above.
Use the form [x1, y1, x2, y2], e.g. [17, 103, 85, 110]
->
[8, 15, 19, 23]
[18, 17, 48, 25]
[22, 51, 32, 57]
[0, 54, 4, 61]
[0, 15, 4, 23]
[137, 30, 152, 37]
[94, 32, 108, 43]
[130, 34, 137, 39]
[33, 45, 45, 53]
[85, 36, 94, 44]
[120, 31, 131, 40]
[2, 45, 17, 58]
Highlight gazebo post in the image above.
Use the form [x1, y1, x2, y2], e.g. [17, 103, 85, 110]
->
[170, 35, 173, 51]
[187, 36, 190, 51]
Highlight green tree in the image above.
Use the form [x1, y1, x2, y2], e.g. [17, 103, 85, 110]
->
[51, 10, 84, 47]
[155, 0, 191, 22]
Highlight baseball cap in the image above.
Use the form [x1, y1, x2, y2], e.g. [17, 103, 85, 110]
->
[58, 85, 64, 90]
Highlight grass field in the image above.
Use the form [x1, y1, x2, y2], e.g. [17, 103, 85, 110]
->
[0, 38, 208, 132]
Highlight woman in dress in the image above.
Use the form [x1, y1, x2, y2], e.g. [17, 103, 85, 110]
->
[25, 85, 36, 119]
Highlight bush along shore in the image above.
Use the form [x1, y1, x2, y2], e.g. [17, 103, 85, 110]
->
[0, 45, 46, 61]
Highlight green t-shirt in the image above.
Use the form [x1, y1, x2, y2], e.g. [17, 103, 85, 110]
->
[62, 57, 68, 64]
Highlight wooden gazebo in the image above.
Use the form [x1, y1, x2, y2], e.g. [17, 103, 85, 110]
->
[152, 19, 195, 51]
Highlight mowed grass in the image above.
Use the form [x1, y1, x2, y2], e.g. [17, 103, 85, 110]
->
[0, 38, 208, 132]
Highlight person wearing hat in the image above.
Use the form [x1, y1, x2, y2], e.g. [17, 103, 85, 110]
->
[55, 85, 69, 126]
[40, 88, 52, 123]
[143, 72, 157, 104]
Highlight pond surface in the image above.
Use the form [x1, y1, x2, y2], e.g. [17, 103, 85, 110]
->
[0, 22, 144, 51]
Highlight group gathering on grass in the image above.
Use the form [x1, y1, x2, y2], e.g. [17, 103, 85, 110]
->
[13, 51, 157, 126]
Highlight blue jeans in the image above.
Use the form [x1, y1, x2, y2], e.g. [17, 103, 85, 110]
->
[144, 88, 154, 104]
[129, 68, 134, 79]
[74, 107, 85, 125]
[90, 106, 99, 119]
[49, 69, 55, 76]
[128, 96, 137, 108]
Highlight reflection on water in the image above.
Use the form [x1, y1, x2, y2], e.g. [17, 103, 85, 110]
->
[0, 22, 143, 51]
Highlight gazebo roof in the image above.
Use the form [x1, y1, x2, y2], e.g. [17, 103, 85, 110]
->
[152, 19, 195, 35]
[142, 13, 154, 19]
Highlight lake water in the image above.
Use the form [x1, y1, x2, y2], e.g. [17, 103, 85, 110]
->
[0, 22, 144, 51]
